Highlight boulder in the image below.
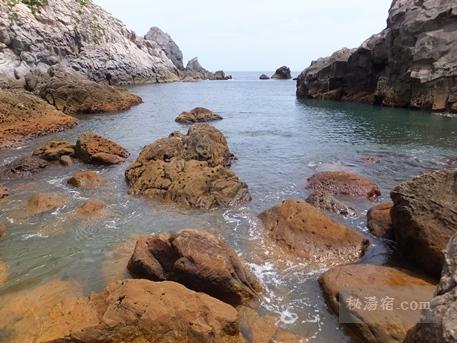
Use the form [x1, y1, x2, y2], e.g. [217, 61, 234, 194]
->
[127, 229, 261, 306]
[176, 107, 223, 124]
[271, 66, 291, 80]
[367, 202, 393, 238]
[258, 199, 368, 267]
[0, 156, 48, 180]
[59, 155, 73, 166]
[0, 279, 242, 343]
[184, 57, 229, 81]
[25, 193, 65, 215]
[391, 170, 457, 278]
[0, 89, 77, 149]
[319, 264, 435, 343]
[145, 26, 184, 70]
[406, 233, 457, 342]
[125, 124, 249, 209]
[73, 199, 109, 219]
[306, 191, 355, 216]
[26, 66, 143, 115]
[33, 140, 75, 161]
[0, 185, 7, 199]
[68, 170, 105, 190]
[307, 171, 381, 199]
[75, 132, 130, 165]
[259, 74, 270, 80]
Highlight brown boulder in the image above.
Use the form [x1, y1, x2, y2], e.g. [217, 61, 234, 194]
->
[0, 185, 7, 199]
[307, 171, 381, 199]
[367, 202, 393, 238]
[73, 199, 109, 220]
[319, 264, 435, 343]
[25, 193, 66, 215]
[75, 132, 130, 165]
[33, 140, 75, 161]
[258, 199, 368, 267]
[391, 170, 457, 278]
[68, 170, 105, 189]
[176, 107, 223, 124]
[0, 156, 48, 180]
[59, 155, 73, 166]
[128, 229, 261, 306]
[0, 89, 78, 150]
[306, 191, 355, 216]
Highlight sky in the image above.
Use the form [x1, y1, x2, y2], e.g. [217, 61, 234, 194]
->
[93, 0, 393, 72]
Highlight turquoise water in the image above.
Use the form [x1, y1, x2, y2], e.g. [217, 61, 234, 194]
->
[0, 72, 456, 342]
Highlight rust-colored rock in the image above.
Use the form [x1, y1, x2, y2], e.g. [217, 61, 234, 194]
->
[73, 199, 109, 219]
[0, 89, 78, 149]
[33, 140, 75, 161]
[306, 191, 355, 216]
[307, 171, 381, 199]
[319, 264, 435, 343]
[176, 107, 223, 124]
[25, 193, 66, 215]
[68, 170, 105, 190]
[75, 132, 130, 165]
[258, 199, 368, 267]
[0, 156, 48, 180]
[367, 202, 393, 238]
[128, 229, 261, 306]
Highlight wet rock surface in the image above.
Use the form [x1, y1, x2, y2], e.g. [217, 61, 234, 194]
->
[176, 107, 223, 124]
[73, 199, 109, 220]
[25, 193, 66, 216]
[391, 170, 457, 278]
[33, 140, 75, 161]
[319, 264, 436, 343]
[0, 156, 48, 180]
[0, 89, 78, 149]
[75, 132, 130, 165]
[307, 171, 381, 199]
[271, 66, 292, 80]
[0, 185, 8, 199]
[128, 229, 261, 306]
[68, 170, 106, 190]
[367, 202, 393, 238]
[306, 191, 355, 216]
[258, 199, 368, 267]
[125, 124, 250, 209]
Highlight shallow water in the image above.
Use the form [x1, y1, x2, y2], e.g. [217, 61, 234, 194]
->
[1, 72, 457, 342]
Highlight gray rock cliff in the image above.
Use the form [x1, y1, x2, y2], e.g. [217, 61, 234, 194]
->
[145, 26, 184, 70]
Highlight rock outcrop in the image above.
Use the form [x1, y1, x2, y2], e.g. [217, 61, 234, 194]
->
[258, 199, 368, 267]
[319, 264, 435, 343]
[68, 170, 105, 189]
[33, 140, 75, 161]
[75, 132, 130, 165]
[125, 124, 250, 209]
[367, 202, 393, 238]
[307, 171, 381, 199]
[127, 229, 261, 306]
[296, 0, 457, 112]
[259, 74, 270, 80]
[306, 191, 355, 216]
[175, 107, 223, 124]
[391, 169, 457, 278]
[145, 26, 184, 70]
[184, 57, 232, 81]
[0, 156, 48, 179]
[0, 89, 77, 149]
[271, 66, 292, 80]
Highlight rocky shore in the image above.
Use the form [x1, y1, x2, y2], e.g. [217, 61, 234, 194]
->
[296, 0, 457, 112]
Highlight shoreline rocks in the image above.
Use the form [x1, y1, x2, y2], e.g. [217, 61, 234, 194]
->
[258, 199, 368, 267]
[175, 107, 223, 124]
[75, 132, 130, 165]
[0, 156, 48, 180]
[127, 229, 261, 306]
[367, 202, 393, 238]
[306, 191, 355, 216]
[271, 66, 292, 80]
[33, 140, 75, 161]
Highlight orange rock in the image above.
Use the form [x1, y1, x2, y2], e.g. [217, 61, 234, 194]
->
[75, 132, 130, 165]
[67, 170, 105, 189]
[367, 202, 393, 238]
[73, 199, 109, 219]
[25, 193, 66, 215]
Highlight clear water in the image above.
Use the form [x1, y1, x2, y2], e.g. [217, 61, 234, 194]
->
[1, 72, 457, 342]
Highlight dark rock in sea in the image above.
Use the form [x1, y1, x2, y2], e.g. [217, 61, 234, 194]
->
[307, 171, 381, 199]
[306, 191, 355, 216]
[33, 140, 76, 161]
[296, 0, 457, 112]
[0, 156, 48, 180]
[258, 199, 368, 267]
[68, 170, 106, 190]
[183, 57, 231, 81]
[271, 66, 292, 80]
[175, 107, 223, 124]
[367, 202, 393, 238]
[319, 264, 435, 343]
[406, 233, 457, 342]
[25, 193, 66, 216]
[145, 26, 184, 70]
[128, 229, 261, 306]
[259, 74, 270, 80]
[391, 169, 457, 278]
[75, 132, 130, 165]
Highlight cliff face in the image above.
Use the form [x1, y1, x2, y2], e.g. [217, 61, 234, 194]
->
[145, 27, 184, 70]
[0, 0, 181, 87]
[297, 0, 457, 112]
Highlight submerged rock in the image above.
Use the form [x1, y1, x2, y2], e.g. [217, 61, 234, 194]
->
[75, 132, 130, 165]
[319, 264, 435, 343]
[0, 156, 48, 180]
[25, 193, 66, 215]
[391, 170, 457, 278]
[258, 199, 368, 267]
[367, 202, 393, 238]
[0, 89, 77, 149]
[68, 170, 105, 190]
[176, 107, 223, 124]
[271, 66, 291, 80]
[306, 191, 355, 216]
[259, 74, 270, 80]
[307, 171, 381, 199]
[73, 199, 109, 220]
[125, 124, 249, 209]
[33, 140, 75, 161]
[128, 229, 261, 306]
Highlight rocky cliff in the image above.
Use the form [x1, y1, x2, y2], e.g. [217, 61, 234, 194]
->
[296, 0, 457, 112]
[145, 26, 184, 70]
